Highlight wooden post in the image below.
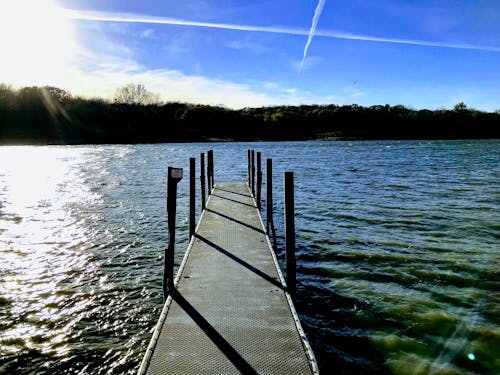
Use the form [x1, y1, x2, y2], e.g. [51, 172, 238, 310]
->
[266, 158, 273, 234]
[284, 171, 296, 300]
[251, 149, 255, 197]
[256, 152, 262, 210]
[210, 150, 215, 189]
[207, 150, 212, 195]
[249, 149, 254, 193]
[189, 157, 195, 238]
[164, 167, 183, 300]
[247, 149, 251, 188]
[207, 150, 214, 192]
[267, 158, 278, 252]
[200, 152, 206, 210]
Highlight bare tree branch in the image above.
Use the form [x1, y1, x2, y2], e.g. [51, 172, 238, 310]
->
[114, 83, 161, 105]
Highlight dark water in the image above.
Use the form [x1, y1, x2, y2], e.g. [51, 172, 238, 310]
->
[0, 140, 498, 374]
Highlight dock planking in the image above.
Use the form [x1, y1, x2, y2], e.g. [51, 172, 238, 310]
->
[139, 181, 318, 374]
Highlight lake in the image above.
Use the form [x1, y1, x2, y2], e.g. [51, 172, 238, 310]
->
[0, 140, 499, 374]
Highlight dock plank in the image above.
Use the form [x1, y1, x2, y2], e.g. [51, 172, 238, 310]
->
[139, 182, 317, 374]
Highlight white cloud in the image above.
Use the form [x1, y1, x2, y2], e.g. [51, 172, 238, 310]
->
[225, 40, 268, 54]
[77, 67, 328, 108]
[0, 36, 362, 109]
[16, 45, 326, 108]
[1, 23, 326, 109]
[140, 28, 155, 38]
[0, 42, 408, 110]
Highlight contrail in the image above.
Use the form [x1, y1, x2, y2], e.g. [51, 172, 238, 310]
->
[300, 0, 326, 73]
[62, 8, 500, 53]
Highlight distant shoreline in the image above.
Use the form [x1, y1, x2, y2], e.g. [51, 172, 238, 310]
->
[1, 136, 499, 147]
[1, 86, 499, 144]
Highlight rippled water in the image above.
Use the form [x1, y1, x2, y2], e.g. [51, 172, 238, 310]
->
[0, 140, 498, 374]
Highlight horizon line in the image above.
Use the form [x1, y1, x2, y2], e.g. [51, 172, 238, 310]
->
[62, 8, 500, 53]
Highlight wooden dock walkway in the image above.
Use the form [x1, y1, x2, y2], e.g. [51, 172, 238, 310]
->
[138, 180, 318, 374]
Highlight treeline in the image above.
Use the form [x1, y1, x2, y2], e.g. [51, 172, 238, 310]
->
[0, 84, 499, 144]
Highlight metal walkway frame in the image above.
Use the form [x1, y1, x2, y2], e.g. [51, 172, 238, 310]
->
[139, 182, 318, 374]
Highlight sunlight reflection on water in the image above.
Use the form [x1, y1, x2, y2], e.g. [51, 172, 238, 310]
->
[0, 147, 103, 366]
[0, 141, 499, 374]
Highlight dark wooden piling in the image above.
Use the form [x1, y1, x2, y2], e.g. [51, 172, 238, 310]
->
[200, 153, 206, 210]
[256, 152, 262, 210]
[164, 167, 183, 300]
[266, 159, 273, 233]
[211, 150, 215, 189]
[284, 171, 296, 300]
[207, 150, 212, 195]
[266, 158, 278, 251]
[247, 149, 251, 189]
[251, 149, 255, 197]
[189, 158, 196, 238]
[207, 150, 214, 191]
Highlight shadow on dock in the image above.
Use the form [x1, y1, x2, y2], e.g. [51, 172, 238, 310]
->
[195, 234, 284, 290]
[171, 290, 259, 375]
[211, 193, 256, 208]
[205, 208, 266, 234]
[216, 187, 252, 198]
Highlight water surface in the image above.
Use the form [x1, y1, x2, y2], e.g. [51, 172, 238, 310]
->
[0, 140, 499, 374]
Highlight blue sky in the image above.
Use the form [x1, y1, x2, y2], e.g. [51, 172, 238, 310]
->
[1, 0, 499, 111]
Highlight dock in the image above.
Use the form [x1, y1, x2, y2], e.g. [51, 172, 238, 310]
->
[138, 151, 318, 374]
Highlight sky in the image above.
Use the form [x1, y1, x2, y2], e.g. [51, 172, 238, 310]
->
[1, 0, 499, 111]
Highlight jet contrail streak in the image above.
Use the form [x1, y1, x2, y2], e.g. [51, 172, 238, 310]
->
[300, 0, 326, 73]
[63, 9, 308, 35]
[62, 9, 500, 53]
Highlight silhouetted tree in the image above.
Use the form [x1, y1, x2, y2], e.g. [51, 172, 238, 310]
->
[114, 83, 161, 105]
[43, 86, 72, 104]
[454, 102, 467, 112]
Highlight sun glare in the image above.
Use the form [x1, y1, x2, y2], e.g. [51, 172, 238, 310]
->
[0, 0, 77, 86]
